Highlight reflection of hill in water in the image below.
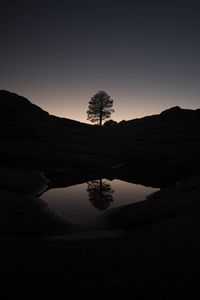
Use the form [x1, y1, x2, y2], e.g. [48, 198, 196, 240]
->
[87, 179, 114, 211]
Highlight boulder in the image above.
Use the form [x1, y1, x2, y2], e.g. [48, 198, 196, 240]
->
[0, 190, 68, 235]
[0, 168, 49, 196]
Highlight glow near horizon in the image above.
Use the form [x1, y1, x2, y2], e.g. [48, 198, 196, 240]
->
[1, 1, 200, 122]
[4, 86, 200, 123]
[39, 95, 199, 123]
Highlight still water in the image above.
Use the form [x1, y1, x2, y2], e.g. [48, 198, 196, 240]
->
[42, 179, 158, 223]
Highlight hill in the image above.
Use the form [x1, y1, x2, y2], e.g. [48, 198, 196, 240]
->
[0, 90, 200, 186]
[1, 90, 200, 295]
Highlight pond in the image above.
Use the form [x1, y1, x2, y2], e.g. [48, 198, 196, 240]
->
[42, 178, 158, 223]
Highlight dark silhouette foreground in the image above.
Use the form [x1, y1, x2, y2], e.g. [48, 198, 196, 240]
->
[0, 90, 200, 296]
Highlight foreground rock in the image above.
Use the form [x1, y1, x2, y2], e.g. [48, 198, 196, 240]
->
[0, 168, 68, 235]
[94, 174, 200, 230]
[1, 194, 200, 297]
[0, 168, 49, 196]
[0, 190, 68, 235]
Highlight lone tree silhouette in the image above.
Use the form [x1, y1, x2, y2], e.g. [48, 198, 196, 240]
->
[87, 90, 114, 126]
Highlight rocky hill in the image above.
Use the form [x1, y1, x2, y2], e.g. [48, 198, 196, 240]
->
[0, 90, 200, 186]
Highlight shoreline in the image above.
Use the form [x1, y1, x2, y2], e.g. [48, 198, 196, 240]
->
[1, 201, 200, 297]
[1, 167, 200, 238]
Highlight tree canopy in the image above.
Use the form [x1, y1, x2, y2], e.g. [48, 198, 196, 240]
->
[87, 90, 114, 126]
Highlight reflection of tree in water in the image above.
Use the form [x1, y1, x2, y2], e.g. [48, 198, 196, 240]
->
[87, 179, 114, 211]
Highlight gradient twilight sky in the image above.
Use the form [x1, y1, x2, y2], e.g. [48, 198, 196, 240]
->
[1, 0, 200, 122]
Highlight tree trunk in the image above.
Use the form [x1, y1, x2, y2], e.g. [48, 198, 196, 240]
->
[99, 101, 102, 126]
[99, 116, 102, 126]
[99, 179, 102, 201]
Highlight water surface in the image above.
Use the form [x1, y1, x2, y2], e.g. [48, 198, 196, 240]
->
[42, 179, 158, 223]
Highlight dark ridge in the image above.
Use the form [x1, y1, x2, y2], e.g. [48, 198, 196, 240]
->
[0, 90, 48, 116]
[0, 90, 200, 186]
[50, 115, 92, 128]
[0, 90, 91, 128]
[119, 106, 200, 124]
[160, 106, 182, 114]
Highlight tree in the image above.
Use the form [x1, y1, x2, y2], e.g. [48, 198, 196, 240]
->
[87, 179, 114, 211]
[87, 90, 114, 126]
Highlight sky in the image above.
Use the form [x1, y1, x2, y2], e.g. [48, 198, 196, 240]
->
[1, 0, 200, 122]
